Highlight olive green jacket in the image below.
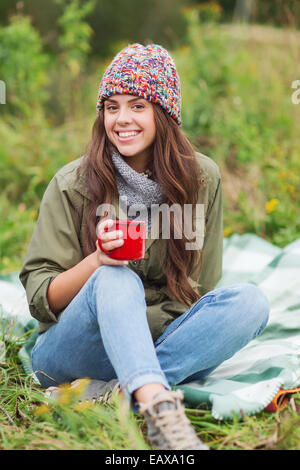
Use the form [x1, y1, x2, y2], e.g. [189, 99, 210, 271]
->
[19, 152, 223, 341]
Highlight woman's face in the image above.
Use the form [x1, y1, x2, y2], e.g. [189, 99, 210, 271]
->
[104, 94, 156, 166]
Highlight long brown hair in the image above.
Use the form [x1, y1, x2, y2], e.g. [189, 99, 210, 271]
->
[79, 103, 203, 307]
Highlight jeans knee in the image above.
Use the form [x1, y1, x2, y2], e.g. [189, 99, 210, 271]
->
[91, 265, 145, 296]
[234, 283, 270, 332]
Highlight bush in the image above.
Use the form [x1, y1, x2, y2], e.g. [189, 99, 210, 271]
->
[174, 10, 300, 246]
[0, 14, 49, 118]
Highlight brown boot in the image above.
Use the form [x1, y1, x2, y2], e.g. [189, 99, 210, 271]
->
[139, 389, 210, 450]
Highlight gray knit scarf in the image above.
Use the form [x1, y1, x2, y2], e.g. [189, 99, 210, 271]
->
[111, 150, 165, 232]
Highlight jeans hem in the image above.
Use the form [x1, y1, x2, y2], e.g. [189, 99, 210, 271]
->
[124, 371, 171, 413]
[124, 371, 170, 401]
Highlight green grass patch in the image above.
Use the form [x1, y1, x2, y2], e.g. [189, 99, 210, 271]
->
[1, 326, 300, 450]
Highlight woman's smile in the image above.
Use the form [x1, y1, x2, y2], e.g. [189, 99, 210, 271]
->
[114, 130, 142, 143]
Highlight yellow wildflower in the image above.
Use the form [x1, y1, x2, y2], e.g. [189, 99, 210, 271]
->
[278, 170, 287, 180]
[56, 384, 72, 405]
[70, 378, 91, 396]
[48, 378, 91, 405]
[34, 404, 50, 416]
[223, 227, 233, 237]
[74, 401, 92, 412]
[284, 184, 296, 196]
[265, 198, 279, 214]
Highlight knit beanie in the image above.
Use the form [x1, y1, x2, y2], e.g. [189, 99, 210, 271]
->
[96, 43, 182, 126]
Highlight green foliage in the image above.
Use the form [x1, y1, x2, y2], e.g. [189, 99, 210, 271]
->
[176, 15, 298, 166]
[174, 12, 233, 139]
[174, 12, 299, 246]
[55, 0, 96, 70]
[0, 0, 191, 57]
[0, 2, 98, 272]
[0, 112, 94, 272]
[183, 1, 223, 24]
[0, 14, 49, 117]
[46, 0, 97, 123]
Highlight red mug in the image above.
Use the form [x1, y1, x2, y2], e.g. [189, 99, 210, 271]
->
[97, 219, 147, 260]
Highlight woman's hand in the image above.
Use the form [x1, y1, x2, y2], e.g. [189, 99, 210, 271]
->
[47, 219, 129, 314]
[94, 218, 129, 267]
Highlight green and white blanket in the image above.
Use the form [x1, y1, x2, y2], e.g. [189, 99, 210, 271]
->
[177, 234, 300, 419]
[1, 233, 300, 420]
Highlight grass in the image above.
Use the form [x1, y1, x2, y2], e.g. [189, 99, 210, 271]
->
[1, 327, 300, 450]
[0, 331, 149, 450]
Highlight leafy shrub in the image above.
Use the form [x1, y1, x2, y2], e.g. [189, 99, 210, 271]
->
[0, 14, 49, 117]
[174, 10, 299, 246]
[47, 0, 96, 123]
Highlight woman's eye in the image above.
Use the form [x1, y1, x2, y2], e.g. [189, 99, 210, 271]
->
[105, 103, 144, 111]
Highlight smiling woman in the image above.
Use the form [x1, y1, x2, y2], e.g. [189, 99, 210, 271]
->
[19, 42, 270, 451]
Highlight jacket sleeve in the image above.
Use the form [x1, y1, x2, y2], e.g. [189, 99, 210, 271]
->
[188, 169, 223, 296]
[19, 174, 84, 326]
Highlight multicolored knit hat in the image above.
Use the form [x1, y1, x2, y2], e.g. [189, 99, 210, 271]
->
[96, 43, 182, 126]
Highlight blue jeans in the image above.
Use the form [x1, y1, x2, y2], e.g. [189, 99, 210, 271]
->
[32, 266, 269, 404]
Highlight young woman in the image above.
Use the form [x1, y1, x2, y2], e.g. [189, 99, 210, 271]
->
[20, 43, 270, 450]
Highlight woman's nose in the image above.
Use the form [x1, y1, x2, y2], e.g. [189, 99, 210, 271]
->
[116, 107, 132, 125]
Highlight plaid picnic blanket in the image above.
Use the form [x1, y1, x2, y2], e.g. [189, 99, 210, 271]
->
[176, 234, 300, 419]
[1, 233, 300, 419]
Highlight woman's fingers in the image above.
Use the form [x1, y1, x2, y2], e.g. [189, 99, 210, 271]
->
[101, 229, 123, 242]
[95, 220, 129, 266]
[101, 237, 124, 251]
[97, 219, 125, 251]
